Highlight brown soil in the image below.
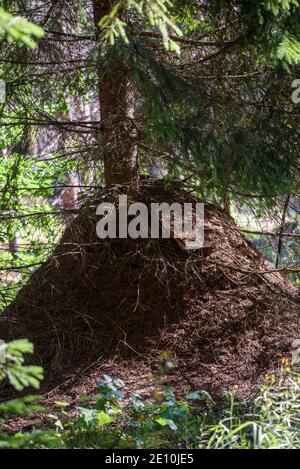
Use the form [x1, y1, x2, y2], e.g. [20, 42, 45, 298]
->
[1, 180, 299, 406]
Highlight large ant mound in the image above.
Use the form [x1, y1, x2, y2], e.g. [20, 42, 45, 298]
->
[1, 180, 299, 398]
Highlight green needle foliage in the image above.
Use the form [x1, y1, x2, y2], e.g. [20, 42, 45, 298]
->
[98, 0, 183, 53]
[98, 0, 300, 66]
[0, 6, 44, 47]
[0, 339, 43, 391]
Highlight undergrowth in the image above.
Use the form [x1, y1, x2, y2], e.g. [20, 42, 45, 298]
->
[1, 349, 300, 449]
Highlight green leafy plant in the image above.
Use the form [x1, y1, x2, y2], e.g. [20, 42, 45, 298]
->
[0, 430, 65, 449]
[75, 375, 125, 430]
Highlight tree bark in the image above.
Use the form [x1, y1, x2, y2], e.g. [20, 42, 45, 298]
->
[223, 189, 231, 216]
[93, 0, 139, 187]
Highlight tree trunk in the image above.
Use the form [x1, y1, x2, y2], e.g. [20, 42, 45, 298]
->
[275, 195, 290, 268]
[223, 189, 231, 216]
[93, 0, 139, 187]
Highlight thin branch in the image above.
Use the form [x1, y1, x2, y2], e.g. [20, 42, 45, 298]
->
[240, 228, 300, 239]
[135, 31, 230, 47]
[0, 262, 43, 272]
